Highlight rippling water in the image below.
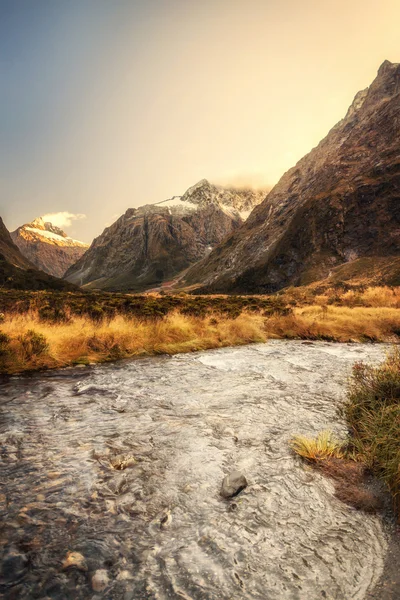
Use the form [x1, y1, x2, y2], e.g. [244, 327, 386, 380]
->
[0, 341, 389, 599]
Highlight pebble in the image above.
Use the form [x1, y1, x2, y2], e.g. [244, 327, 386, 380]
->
[91, 569, 109, 592]
[62, 551, 87, 571]
[1, 551, 28, 581]
[220, 470, 248, 498]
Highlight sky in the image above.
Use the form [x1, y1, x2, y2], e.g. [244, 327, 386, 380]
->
[1, 0, 399, 243]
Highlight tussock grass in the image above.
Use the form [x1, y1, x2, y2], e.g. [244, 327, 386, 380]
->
[0, 311, 268, 374]
[2, 301, 400, 374]
[279, 285, 400, 308]
[266, 305, 400, 342]
[290, 432, 382, 512]
[292, 349, 400, 516]
[290, 431, 345, 461]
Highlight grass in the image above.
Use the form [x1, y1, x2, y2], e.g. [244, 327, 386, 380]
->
[291, 349, 400, 516]
[290, 431, 382, 512]
[289, 431, 345, 461]
[2, 290, 400, 374]
[344, 348, 400, 513]
[2, 286, 400, 374]
[0, 311, 268, 374]
[263, 305, 400, 342]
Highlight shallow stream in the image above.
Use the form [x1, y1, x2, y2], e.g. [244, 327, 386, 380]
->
[0, 341, 390, 599]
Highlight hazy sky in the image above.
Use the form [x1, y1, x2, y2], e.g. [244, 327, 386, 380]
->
[1, 0, 399, 242]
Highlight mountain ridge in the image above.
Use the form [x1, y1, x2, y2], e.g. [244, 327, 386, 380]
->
[11, 217, 89, 278]
[64, 180, 266, 291]
[183, 60, 400, 292]
[0, 217, 75, 290]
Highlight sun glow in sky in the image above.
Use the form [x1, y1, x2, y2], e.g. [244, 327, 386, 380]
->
[1, 0, 400, 242]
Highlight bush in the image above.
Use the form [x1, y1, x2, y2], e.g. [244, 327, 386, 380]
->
[19, 330, 49, 359]
[0, 331, 10, 356]
[0, 331, 12, 373]
[344, 348, 400, 513]
[38, 304, 69, 323]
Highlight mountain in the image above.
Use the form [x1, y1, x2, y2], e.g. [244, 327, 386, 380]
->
[11, 217, 89, 278]
[0, 218, 74, 290]
[64, 180, 265, 291]
[184, 60, 400, 293]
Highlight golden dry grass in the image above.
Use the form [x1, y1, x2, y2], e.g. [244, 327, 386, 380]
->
[2, 302, 400, 374]
[0, 311, 267, 374]
[290, 433, 382, 513]
[267, 305, 400, 341]
[280, 285, 400, 308]
[290, 431, 345, 461]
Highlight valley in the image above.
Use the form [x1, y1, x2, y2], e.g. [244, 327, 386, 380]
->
[1, 29, 400, 600]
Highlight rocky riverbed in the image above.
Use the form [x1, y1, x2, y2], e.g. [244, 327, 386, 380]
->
[0, 341, 393, 599]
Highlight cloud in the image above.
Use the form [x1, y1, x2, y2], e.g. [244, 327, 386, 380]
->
[41, 212, 86, 228]
[213, 172, 273, 190]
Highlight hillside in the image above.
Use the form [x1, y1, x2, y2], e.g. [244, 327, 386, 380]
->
[0, 217, 75, 290]
[64, 180, 265, 291]
[11, 217, 88, 278]
[184, 61, 400, 293]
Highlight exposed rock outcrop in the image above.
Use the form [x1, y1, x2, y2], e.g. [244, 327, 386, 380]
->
[11, 218, 88, 278]
[184, 60, 400, 292]
[64, 180, 265, 291]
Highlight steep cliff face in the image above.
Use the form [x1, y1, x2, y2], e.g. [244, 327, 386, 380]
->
[11, 218, 88, 278]
[0, 217, 75, 290]
[64, 181, 265, 291]
[185, 60, 400, 292]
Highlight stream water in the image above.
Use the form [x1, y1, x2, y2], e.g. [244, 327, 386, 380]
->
[0, 341, 390, 599]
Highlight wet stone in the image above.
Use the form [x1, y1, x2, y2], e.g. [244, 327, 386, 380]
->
[0, 551, 28, 581]
[62, 551, 87, 572]
[220, 470, 248, 498]
[91, 569, 109, 592]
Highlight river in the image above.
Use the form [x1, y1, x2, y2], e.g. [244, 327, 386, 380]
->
[0, 341, 390, 599]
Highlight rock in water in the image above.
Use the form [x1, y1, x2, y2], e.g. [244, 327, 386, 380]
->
[61, 551, 87, 571]
[220, 470, 248, 498]
[91, 569, 109, 592]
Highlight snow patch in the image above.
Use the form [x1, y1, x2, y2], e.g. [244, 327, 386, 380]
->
[25, 227, 88, 247]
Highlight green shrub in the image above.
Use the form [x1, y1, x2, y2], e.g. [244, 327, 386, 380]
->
[344, 348, 400, 512]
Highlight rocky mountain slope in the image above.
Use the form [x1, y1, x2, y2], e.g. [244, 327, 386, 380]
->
[0, 217, 74, 290]
[64, 180, 265, 291]
[11, 218, 88, 278]
[184, 60, 400, 292]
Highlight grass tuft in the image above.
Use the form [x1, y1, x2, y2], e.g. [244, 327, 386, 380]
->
[290, 431, 345, 462]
